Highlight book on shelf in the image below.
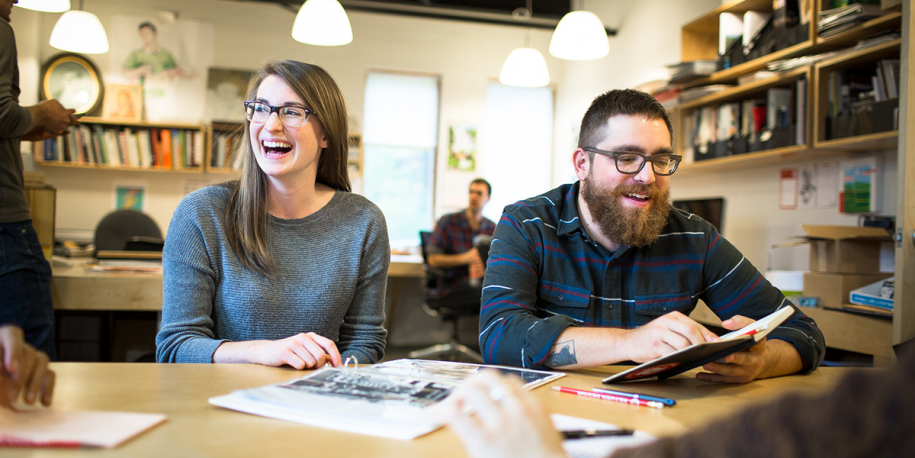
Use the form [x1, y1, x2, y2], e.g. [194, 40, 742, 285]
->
[602, 306, 795, 383]
[880, 59, 900, 98]
[160, 129, 173, 169]
[209, 359, 565, 440]
[719, 12, 743, 56]
[795, 77, 807, 145]
[742, 11, 771, 55]
[766, 88, 792, 131]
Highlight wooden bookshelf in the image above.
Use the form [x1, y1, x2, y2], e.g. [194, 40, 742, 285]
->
[680, 0, 902, 88]
[33, 116, 206, 173]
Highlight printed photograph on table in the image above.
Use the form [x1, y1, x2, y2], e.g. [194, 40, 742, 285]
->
[40, 53, 104, 115]
[102, 83, 144, 121]
[448, 125, 477, 171]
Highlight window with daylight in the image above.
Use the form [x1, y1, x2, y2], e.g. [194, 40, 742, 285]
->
[480, 83, 554, 223]
[362, 71, 440, 250]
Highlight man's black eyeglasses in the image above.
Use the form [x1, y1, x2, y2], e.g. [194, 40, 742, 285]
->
[582, 147, 681, 176]
[244, 101, 313, 127]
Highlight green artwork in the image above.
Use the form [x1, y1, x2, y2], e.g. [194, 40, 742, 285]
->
[116, 186, 145, 211]
[448, 125, 476, 171]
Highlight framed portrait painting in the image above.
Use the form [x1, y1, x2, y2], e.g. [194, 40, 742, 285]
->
[40, 53, 104, 115]
[102, 83, 144, 121]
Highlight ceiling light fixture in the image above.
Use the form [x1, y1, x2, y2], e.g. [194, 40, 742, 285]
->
[499, 3, 549, 88]
[500, 47, 550, 88]
[14, 0, 70, 13]
[49, 0, 109, 54]
[549, 1, 609, 61]
[292, 0, 353, 46]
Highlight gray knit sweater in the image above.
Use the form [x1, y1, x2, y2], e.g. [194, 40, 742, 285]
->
[156, 185, 389, 365]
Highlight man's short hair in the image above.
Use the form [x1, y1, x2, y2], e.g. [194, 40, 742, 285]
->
[578, 89, 672, 154]
[138, 22, 157, 33]
[470, 178, 491, 197]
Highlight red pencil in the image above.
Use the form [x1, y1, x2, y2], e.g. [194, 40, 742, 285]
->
[552, 386, 665, 409]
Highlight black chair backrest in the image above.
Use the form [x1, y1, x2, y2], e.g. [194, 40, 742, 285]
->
[94, 209, 163, 251]
[419, 230, 433, 265]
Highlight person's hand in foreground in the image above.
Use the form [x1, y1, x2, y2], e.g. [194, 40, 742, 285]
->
[698, 315, 771, 384]
[434, 370, 568, 458]
[213, 332, 343, 369]
[0, 325, 55, 409]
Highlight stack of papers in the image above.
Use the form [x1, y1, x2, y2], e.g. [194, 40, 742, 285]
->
[818, 4, 885, 37]
[666, 61, 718, 84]
[0, 408, 166, 448]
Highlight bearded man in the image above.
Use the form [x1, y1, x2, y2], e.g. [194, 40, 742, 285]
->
[479, 89, 824, 383]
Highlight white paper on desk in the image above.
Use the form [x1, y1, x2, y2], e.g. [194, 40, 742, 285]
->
[0, 408, 166, 448]
[552, 414, 656, 458]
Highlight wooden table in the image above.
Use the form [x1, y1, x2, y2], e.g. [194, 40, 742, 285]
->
[5, 362, 854, 457]
[50, 255, 425, 312]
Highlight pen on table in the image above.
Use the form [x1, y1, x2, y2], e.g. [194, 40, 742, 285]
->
[562, 428, 635, 440]
[551, 386, 665, 409]
[592, 388, 676, 406]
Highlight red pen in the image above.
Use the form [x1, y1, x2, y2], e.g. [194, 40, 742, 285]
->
[552, 386, 665, 409]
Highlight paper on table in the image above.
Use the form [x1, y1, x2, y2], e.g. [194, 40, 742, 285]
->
[0, 408, 166, 448]
[552, 414, 655, 458]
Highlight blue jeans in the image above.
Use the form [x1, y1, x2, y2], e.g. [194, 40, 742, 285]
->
[0, 220, 56, 359]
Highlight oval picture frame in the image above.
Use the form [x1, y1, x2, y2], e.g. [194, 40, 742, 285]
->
[40, 53, 104, 116]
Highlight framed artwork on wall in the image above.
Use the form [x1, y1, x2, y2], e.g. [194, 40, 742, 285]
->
[40, 53, 104, 116]
[102, 83, 144, 121]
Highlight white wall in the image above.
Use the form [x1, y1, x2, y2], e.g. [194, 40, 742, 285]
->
[13, 0, 900, 272]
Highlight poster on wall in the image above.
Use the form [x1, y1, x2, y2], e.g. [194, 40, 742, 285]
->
[114, 183, 146, 212]
[206, 68, 255, 122]
[106, 15, 214, 122]
[448, 125, 477, 171]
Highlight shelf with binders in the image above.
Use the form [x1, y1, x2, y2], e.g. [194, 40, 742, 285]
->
[680, 0, 901, 89]
[207, 121, 246, 174]
[813, 38, 900, 151]
[676, 66, 812, 173]
[33, 117, 206, 173]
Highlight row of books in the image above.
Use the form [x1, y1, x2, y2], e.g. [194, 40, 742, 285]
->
[683, 81, 805, 159]
[210, 131, 245, 171]
[36, 125, 204, 170]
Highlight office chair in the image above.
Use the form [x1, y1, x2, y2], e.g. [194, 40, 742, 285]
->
[93, 209, 163, 253]
[408, 231, 484, 363]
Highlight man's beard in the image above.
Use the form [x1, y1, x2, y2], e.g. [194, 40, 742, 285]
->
[580, 177, 671, 248]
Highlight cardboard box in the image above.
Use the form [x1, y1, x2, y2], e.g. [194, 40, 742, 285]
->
[801, 225, 891, 274]
[850, 277, 894, 310]
[803, 272, 892, 308]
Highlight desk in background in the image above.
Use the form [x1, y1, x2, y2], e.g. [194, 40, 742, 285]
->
[49, 255, 425, 361]
[3, 363, 851, 457]
[50, 255, 424, 312]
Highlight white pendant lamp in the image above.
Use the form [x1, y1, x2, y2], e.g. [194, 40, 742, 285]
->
[14, 0, 70, 13]
[49, 1, 109, 54]
[549, 10, 609, 60]
[500, 47, 550, 88]
[292, 0, 353, 46]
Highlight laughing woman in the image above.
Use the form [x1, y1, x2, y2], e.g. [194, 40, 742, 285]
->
[156, 61, 388, 368]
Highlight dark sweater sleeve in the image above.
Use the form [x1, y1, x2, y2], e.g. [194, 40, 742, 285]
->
[612, 349, 915, 458]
